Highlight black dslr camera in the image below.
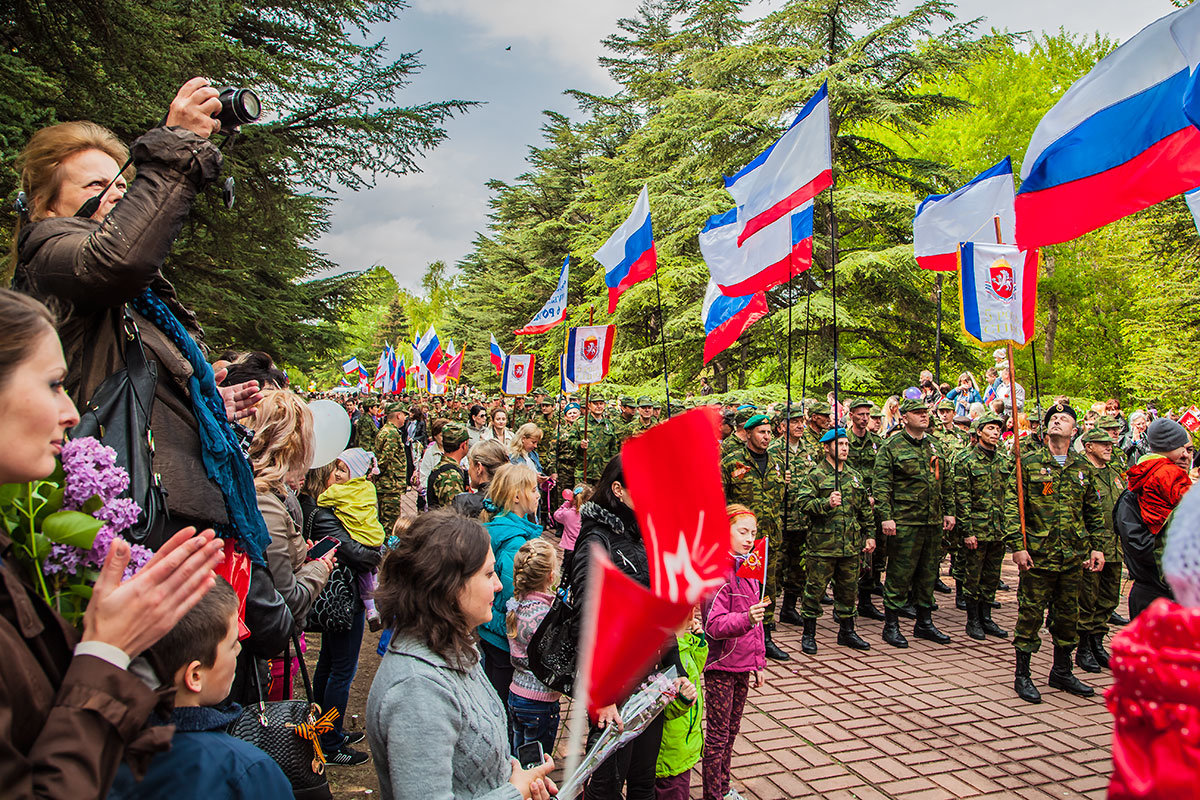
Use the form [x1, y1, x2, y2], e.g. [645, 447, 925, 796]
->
[215, 87, 261, 129]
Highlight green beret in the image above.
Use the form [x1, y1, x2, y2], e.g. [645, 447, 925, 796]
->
[899, 398, 929, 414]
[385, 402, 408, 415]
[809, 401, 832, 416]
[936, 399, 955, 411]
[847, 399, 873, 411]
[1097, 415, 1123, 430]
[637, 395, 654, 408]
[619, 395, 635, 407]
[441, 423, 469, 451]
[743, 413, 771, 430]
[1082, 428, 1114, 444]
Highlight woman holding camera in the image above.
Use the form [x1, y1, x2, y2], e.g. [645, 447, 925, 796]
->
[10, 79, 293, 663]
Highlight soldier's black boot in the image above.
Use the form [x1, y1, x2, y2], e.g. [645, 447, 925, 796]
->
[1014, 651, 1042, 704]
[898, 604, 918, 620]
[1092, 631, 1111, 669]
[801, 618, 818, 654]
[955, 584, 968, 611]
[764, 627, 791, 661]
[913, 608, 951, 644]
[1110, 612, 1129, 626]
[1075, 634, 1101, 673]
[857, 589, 885, 621]
[1048, 645, 1095, 697]
[779, 592, 803, 625]
[934, 579, 952, 594]
[998, 579, 1011, 592]
[820, 591, 833, 605]
[882, 609, 909, 648]
[979, 603, 1009, 638]
[964, 601, 985, 641]
[837, 617, 870, 651]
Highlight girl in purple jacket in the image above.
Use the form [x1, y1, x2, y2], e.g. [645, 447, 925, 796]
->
[701, 505, 770, 800]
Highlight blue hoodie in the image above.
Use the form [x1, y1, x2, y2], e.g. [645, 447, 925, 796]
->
[479, 509, 542, 651]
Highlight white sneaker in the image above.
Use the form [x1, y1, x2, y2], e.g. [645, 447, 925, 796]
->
[724, 789, 747, 800]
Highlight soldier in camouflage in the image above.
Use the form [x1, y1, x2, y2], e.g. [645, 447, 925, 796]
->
[1075, 427, 1126, 673]
[930, 399, 966, 598]
[952, 412, 1011, 641]
[720, 407, 755, 457]
[769, 403, 813, 625]
[1096, 415, 1128, 471]
[722, 413, 791, 661]
[427, 423, 470, 509]
[352, 397, 382, 450]
[873, 398, 956, 648]
[569, 392, 618, 485]
[1006, 403, 1106, 704]
[795, 428, 875, 654]
[800, 401, 832, 463]
[845, 400, 885, 621]
[629, 396, 657, 437]
[374, 402, 411, 530]
[615, 396, 637, 443]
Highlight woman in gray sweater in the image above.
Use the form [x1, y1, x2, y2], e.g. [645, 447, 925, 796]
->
[367, 510, 557, 800]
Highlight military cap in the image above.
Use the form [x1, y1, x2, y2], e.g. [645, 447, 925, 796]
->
[819, 427, 848, 443]
[721, 412, 736, 428]
[973, 412, 1005, 431]
[441, 422, 470, 451]
[743, 413, 771, 430]
[936, 399, 955, 412]
[733, 407, 757, 425]
[385, 401, 408, 415]
[361, 397, 379, 409]
[847, 399, 873, 411]
[588, 390, 607, 402]
[652, 402, 662, 410]
[538, 396, 555, 406]
[1097, 415, 1123, 430]
[637, 395, 654, 408]
[809, 401, 832, 416]
[869, 405, 883, 418]
[1081, 428, 1114, 445]
[899, 398, 929, 414]
[532, 387, 549, 398]
[619, 395, 635, 407]
[1043, 401, 1077, 427]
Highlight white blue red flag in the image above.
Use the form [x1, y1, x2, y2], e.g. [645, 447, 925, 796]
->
[1016, 3, 1200, 248]
[515, 257, 569, 335]
[593, 185, 657, 313]
[564, 325, 615, 386]
[914, 157, 1015, 271]
[489, 333, 505, 374]
[341, 356, 360, 375]
[501, 354, 535, 396]
[559, 354, 579, 394]
[699, 204, 813, 296]
[725, 82, 832, 247]
[701, 279, 769, 364]
[417, 324, 444, 373]
[392, 355, 406, 392]
[372, 347, 390, 389]
[958, 242, 1039, 346]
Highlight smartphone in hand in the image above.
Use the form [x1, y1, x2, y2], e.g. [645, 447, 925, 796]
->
[516, 741, 544, 769]
[307, 536, 339, 561]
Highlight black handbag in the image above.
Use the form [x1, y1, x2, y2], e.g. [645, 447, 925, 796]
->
[69, 306, 167, 547]
[300, 507, 356, 634]
[528, 585, 581, 695]
[228, 634, 335, 800]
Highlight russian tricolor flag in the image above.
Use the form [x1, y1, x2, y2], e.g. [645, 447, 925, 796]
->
[701, 280, 769, 364]
[417, 324, 444, 373]
[489, 333, 505, 374]
[699, 203, 813, 296]
[1016, 3, 1200, 248]
[726, 82, 832, 247]
[914, 157, 1015, 271]
[593, 185, 657, 313]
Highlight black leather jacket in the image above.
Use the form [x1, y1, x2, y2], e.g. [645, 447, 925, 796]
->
[298, 495, 384, 577]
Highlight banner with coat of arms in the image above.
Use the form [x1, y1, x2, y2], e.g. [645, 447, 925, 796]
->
[957, 241, 1039, 347]
[564, 324, 615, 387]
[501, 354, 536, 396]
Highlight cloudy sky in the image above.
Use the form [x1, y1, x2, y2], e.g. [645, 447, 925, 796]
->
[315, 0, 1178, 291]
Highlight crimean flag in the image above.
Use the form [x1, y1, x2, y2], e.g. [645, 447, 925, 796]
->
[958, 242, 1039, 347]
[593, 185, 657, 313]
[736, 538, 767, 582]
[725, 82, 832, 247]
[564, 324, 615, 386]
[1181, 406, 1200, 433]
[489, 333, 505, 374]
[701, 279, 768, 364]
[914, 157, 1016, 271]
[515, 257, 569, 335]
[341, 356, 361, 375]
[1016, 3, 1200, 248]
[559, 354, 579, 395]
[621, 407, 729, 604]
[501, 354, 535, 396]
[700, 204, 813, 297]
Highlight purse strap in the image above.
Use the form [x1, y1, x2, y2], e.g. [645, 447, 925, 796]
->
[291, 631, 317, 704]
[118, 305, 157, 415]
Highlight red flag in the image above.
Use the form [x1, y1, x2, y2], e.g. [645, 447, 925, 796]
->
[581, 548, 693, 716]
[1181, 406, 1200, 433]
[622, 407, 729, 604]
[736, 538, 767, 582]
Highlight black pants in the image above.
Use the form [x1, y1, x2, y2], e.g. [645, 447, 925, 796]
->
[480, 638, 515, 743]
[1129, 581, 1171, 619]
[583, 710, 666, 800]
[314, 608, 365, 750]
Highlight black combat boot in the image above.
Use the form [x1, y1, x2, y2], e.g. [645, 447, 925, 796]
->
[857, 588, 885, 621]
[979, 603, 1009, 638]
[837, 617, 870, 650]
[1075, 634, 1101, 673]
[1048, 645, 1095, 697]
[779, 592, 803, 625]
[964, 601, 985, 641]
[934, 578, 952, 594]
[1110, 612, 1129, 626]
[764, 626, 791, 661]
[955, 583, 968, 611]
[801, 618, 818, 654]
[820, 591, 833, 605]
[997, 579, 1011, 592]
[1014, 651, 1041, 703]
[882, 609, 909, 648]
[870, 578, 884, 596]
[913, 608, 951, 644]
[898, 604, 918, 620]
[1091, 631, 1111, 669]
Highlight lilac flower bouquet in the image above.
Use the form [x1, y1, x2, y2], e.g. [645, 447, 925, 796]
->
[0, 436, 153, 624]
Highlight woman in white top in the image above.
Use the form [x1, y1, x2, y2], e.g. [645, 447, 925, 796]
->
[483, 407, 515, 448]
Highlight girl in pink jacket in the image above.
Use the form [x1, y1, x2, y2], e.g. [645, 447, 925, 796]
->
[701, 504, 770, 800]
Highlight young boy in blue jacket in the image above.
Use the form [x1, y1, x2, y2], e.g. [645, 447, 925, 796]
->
[109, 578, 292, 799]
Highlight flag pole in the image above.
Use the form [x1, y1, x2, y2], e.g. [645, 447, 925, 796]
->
[581, 305, 594, 482]
[652, 271, 672, 417]
[993, 215, 1029, 553]
[934, 274, 944, 386]
[829, 170, 842, 503]
[1029, 339, 1044, 432]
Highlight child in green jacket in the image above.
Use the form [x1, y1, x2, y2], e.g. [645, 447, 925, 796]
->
[655, 607, 708, 799]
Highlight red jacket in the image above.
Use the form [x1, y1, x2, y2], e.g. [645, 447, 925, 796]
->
[1127, 456, 1191, 536]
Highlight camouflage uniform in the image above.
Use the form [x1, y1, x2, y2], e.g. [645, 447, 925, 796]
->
[1078, 443, 1126, 636]
[569, 411, 617, 485]
[1097, 416, 1128, 471]
[722, 440, 788, 625]
[796, 459, 871, 620]
[953, 440, 1012, 603]
[374, 418, 409, 530]
[427, 453, 467, 509]
[873, 429, 952, 612]
[352, 410, 381, 450]
[847, 425, 884, 589]
[1005, 445, 1106, 654]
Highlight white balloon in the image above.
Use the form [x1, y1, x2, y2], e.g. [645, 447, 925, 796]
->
[308, 399, 352, 469]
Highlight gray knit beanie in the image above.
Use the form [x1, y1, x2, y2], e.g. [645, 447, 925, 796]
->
[1145, 418, 1190, 453]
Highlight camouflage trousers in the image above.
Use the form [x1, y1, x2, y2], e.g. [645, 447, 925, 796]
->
[960, 539, 1006, 603]
[801, 555, 858, 620]
[882, 525, 940, 612]
[781, 524, 808, 595]
[1014, 566, 1082, 654]
[762, 524, 784, 627]
[859, 511, 885, 590]
[377, 489, 405, 533]
[1078, 560, 1122, 635]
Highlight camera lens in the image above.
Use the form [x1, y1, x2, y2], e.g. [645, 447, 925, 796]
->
[214, 87, 262, 129]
